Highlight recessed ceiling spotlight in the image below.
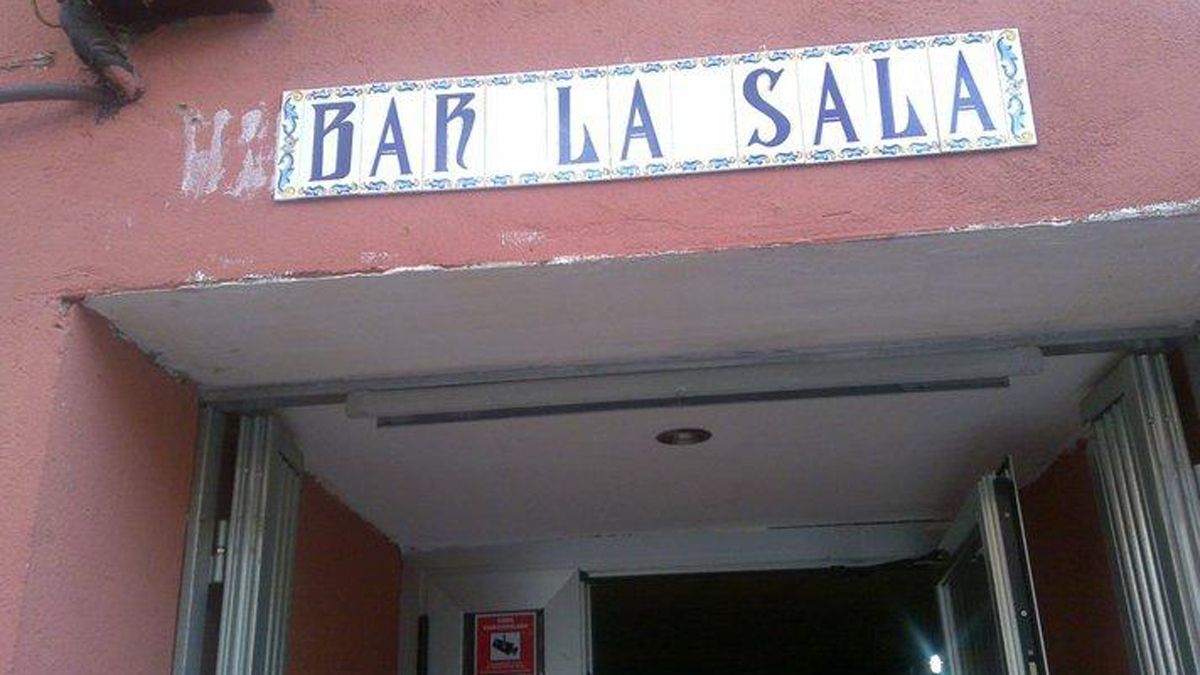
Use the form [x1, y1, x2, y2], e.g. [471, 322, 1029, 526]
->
[656, 428, 712, 446]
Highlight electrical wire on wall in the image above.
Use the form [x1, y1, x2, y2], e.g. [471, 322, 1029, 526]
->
[1, 0, 145, 109]
[57, 0, 144, 102]
[30, 0, 61, 28]
[5, 0, 271, 110]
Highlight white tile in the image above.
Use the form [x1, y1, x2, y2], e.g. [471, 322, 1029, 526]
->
[485, 73, 549, 187]
[670, 57, 738, 172]
[545, 68, 611, 183]
[928, 32, 1008, 151]
[358, 83, 425, 193]
[293, 86, 365, 197]
[861, 39, 940, 156]
[422, 77, 486, 190]
[797, 46, 872, 162]
[731, 51, 805, 167]
[608, 63, 673, 178]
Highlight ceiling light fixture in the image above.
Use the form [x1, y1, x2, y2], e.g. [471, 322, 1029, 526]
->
[656, 428, 712, 446]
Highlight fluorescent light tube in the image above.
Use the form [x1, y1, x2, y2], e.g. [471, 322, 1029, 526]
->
[345, 348, 1042, 427]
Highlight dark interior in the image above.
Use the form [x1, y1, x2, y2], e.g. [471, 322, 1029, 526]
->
[589, 559, 946, 675]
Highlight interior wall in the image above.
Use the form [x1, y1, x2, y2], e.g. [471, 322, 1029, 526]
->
[287, 476, 403, 675]
[8, 307, 199, 674]
[1020, 444, 1130, 675]
[423, 569, 583, 675]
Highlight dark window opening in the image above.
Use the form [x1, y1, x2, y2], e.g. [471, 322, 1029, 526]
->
[589, 559, 946, 675]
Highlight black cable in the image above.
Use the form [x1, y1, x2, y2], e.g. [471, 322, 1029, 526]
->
[30, 0, 61, 28]
[0, 82, 112, 105]
[58, 0, 144, 101]
[59, 0, 134, 75]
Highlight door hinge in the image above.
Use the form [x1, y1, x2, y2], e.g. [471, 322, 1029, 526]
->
[211, 519, 229, 584]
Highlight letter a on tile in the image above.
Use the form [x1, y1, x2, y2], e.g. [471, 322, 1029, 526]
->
[950, 51, 995, 134]
[814, 63, 858, 146]
[621, 80, 663, 160]
[370, 99, 413, 177]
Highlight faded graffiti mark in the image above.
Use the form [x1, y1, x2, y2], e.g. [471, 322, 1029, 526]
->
[360, 251, 391, 264]
[179, 105, 272, 200]
[0, 50, 55, 72]
[227, 109, 269, 198]
[180, 107, 231, 197]
[500, 231, 546, 248]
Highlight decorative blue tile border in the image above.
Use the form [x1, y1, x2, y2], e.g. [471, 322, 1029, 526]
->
[274, 91, 301, 197]
[996, 28, 1037, 145]
[275, 27, 1036, 201]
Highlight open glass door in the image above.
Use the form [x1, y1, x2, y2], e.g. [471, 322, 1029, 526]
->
[215, 414, 304, 675]
[937, 460, 1048, 675]
[172, 412, 304, 675]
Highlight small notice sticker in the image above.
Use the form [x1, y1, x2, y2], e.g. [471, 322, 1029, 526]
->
[466, 610, 543, 675]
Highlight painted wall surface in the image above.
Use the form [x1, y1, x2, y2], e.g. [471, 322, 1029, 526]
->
[287, 477, 402, 675]
[6, 307, 198, 674]
[3, 2, 1200, 297]
[1021, 445, 1130, 675]
[2, 2, 1199, 671]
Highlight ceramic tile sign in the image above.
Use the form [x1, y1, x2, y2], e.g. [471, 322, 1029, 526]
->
[464, 611, 543, 675]
[274, 28, 1034, 200]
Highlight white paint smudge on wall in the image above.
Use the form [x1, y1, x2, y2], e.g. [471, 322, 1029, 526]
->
[180, 105, 273, 200]
[180, 108, 230, 198]
[500, 231, 546, 248]
[360, 251, 391, 264]
[227, 109, 269, 198]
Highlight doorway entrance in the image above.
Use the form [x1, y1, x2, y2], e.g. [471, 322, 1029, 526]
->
[587, 460, 1047, 675]
[71, 214, 1200, 675]
[159, 345, 1200, 675]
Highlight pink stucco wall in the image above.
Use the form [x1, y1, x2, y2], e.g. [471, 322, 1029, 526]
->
[3, 2, 1200, 296]
[4, 308, 197, 674]
[287, 477, 402, 675]
[2, 1, 1199, 671]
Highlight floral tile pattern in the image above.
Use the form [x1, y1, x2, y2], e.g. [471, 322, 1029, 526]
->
[275, 28, 1035, 201]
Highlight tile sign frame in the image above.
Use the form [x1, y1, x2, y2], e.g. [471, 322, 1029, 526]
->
[275, 28, 1034, 201]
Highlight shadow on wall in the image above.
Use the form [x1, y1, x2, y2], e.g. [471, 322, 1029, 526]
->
[1020, 443, 1130, 675]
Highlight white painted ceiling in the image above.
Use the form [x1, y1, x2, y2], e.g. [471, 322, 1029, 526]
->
[283, 351, 1115, 550]
[84, 216, 1198, 549]
[87, 217, 1200, 389]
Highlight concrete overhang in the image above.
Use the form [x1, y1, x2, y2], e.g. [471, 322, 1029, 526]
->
[86, 215, 1200, 394]
[83, 216, 1200, 549]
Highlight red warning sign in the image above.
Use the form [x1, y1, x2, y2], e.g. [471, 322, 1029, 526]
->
[469, 610, 541, 675]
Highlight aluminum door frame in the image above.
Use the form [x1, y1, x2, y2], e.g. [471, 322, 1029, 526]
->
[937, 460, 1049, 675]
